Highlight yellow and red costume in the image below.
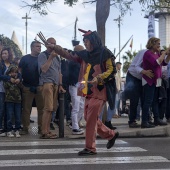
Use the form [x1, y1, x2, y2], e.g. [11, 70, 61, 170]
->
[54, 30, 117, 153]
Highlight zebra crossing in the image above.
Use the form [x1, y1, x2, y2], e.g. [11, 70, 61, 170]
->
[0, 139, 169, 168]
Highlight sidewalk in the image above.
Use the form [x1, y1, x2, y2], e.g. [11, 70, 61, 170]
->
[22, 108, 170, 140]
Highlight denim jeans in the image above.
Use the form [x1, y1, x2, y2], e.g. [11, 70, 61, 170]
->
[125, 72, 143, 124]
[106, 97, 119, 122]
[6, 102, 21, 132]
[142, 84, 159, 123]
[0, 92, 5, 129]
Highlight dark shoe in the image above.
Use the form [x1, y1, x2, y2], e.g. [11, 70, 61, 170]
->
[129, 122, 140, 128]
[30, 119, 34, 123]
[154, 119, 167, 126]
[50, 123, 55, 130]
[105, 121, 117, 130]
[167, 118, 170, 123]
[78, 148, 97, 156]
[141, 123, 155, 128]
[106, 132, 119, 149]
[148, 121, 155, 125]
[38, 126, 42, 134]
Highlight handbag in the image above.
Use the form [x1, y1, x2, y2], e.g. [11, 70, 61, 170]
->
[100, 47, 116, 110]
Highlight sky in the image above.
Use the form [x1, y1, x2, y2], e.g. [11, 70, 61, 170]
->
[0, 0, 159, 62]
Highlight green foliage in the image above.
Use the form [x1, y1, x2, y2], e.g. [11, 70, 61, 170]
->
[0, 34, 22, 58]
[122, 61, 131, 73]
[122, 50, 137, 73]
[64, 0, 79, 6]
[25, 0, 170, 16]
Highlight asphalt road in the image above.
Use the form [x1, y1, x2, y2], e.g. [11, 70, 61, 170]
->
[0, 137, 170, 170]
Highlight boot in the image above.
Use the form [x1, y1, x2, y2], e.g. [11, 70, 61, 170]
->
[105, 121, 117, 130]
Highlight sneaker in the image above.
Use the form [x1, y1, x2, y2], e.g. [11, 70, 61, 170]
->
[69, 122, 72, 129]
[72, 129, 84, 135]
[50, 123, 55, 130]
[15, 131, 21, 138]
[0, 129, 6, 137]
[7, 131, 14, 138]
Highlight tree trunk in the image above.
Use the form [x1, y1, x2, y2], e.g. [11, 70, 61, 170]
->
[96, 0, 110, 46]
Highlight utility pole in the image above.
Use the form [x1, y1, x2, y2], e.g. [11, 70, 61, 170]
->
[22, 13, 31, 54]
[114, 15, 121, 62]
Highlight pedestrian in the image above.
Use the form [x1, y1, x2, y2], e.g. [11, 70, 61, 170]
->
[0, 47, 19, 136]
[45, 29, 119, 155]
[19, 41, 43, 135]
[68, 45, 85, 135]
[38, 37, 63, 139]
[124, 49, 154, 128]
[141, 37, 170, 128]
[4, 65, 22, 138]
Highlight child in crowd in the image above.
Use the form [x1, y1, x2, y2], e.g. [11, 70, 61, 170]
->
[4, 65, 22, 138]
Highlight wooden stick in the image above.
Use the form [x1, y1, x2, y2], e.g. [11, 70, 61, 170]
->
[37, 32, 47, 44]
[40, 31, 46, 41]
[34, 39, 45, 46]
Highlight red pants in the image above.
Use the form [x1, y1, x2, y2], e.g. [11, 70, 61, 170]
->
[84, 97, 115, 152]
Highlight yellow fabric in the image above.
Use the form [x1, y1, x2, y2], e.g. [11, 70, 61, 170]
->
[82, 64, 91, 95]
[97, 58, 114, 81]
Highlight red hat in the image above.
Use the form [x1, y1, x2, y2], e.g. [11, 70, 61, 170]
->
[78, 28, 92, 36]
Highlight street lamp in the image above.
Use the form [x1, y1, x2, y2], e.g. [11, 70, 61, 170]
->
[22, 13, 31, 54]
[114, 15, 122, 62]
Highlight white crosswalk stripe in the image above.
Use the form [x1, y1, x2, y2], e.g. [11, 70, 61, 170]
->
[0, 147, 146, 155]
[0, 139, 169, 168]
[0, 156, 169, 167]
[0, 139, 127, 146]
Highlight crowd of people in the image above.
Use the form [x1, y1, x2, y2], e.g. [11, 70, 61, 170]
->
[1, 30, 170, 155]
[0, 29, 119, 156]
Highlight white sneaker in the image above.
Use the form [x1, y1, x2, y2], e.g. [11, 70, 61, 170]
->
[15, 131, 21, 138]
[72, 129, 84, 135]
[7, 131, 14, 138]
